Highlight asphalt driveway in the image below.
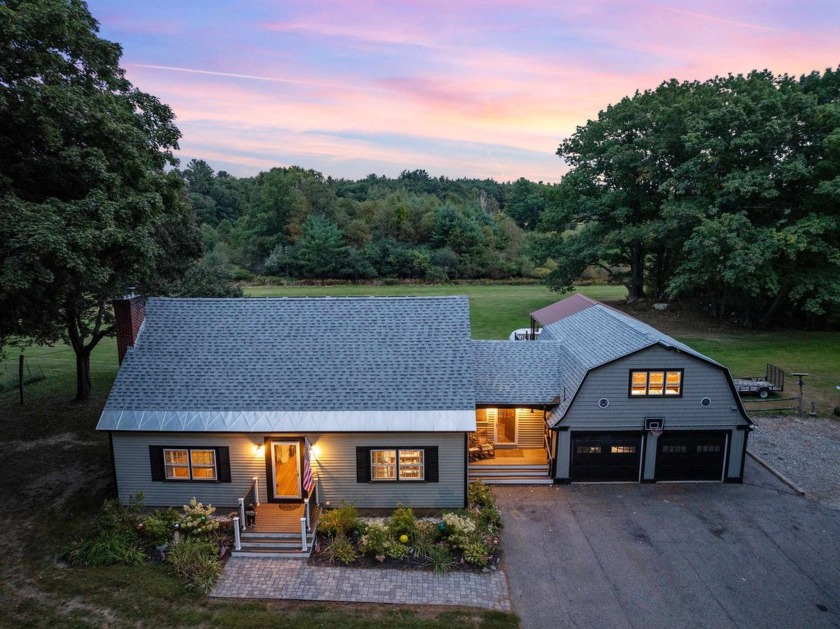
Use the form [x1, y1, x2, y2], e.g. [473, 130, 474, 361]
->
[496, 457, 840, 629]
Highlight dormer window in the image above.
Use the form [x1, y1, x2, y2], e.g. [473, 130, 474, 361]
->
[629, 369, 683, 397]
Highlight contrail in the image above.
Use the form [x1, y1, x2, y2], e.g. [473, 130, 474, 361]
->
[659, 6, 786, 33]
[128, 64, 388, 93]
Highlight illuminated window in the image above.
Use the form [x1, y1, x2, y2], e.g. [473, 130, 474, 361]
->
[610, 446, 636, 454]
[371, 449, 397, 480]
[576, 445, 601, 454]
[164, 449, 190, 479]
[163, 448, 217, 480]
[370, 448, 426, 481]
[630, 370, 683, 396]
[398, 449, 425, 481]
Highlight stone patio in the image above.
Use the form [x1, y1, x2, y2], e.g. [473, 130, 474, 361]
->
[211, 558, 511, 611]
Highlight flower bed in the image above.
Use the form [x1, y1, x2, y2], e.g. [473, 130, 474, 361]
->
[309, 481, 503, 573]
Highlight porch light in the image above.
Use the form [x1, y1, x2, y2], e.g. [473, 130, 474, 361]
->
[254, 444, 264, 457]
[310, 444, 321, 460]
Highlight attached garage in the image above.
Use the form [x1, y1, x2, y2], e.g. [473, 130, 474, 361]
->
[655, 431, 727, 481]
[570, 432, 642, 481]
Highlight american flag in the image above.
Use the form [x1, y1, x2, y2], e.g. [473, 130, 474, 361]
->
[303, 438, 314, 493]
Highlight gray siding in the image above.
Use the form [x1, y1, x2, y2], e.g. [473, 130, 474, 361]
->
[112, 431, 465, 509]
[112, 433, 267, 508]
[310, 433, 465, 509]
[563, 345, 747, 431]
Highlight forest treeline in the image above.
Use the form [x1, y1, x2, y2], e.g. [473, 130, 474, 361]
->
[182, 164, 555, 282]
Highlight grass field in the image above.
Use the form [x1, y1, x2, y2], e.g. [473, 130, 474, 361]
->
[1, 282, 838, 627]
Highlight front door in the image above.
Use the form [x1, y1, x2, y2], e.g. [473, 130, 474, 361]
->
[270, 440, 302, 500]
[495, 408, 517, 445]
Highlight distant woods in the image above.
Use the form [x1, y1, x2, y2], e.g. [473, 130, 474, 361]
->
[181, 164, 555, 283]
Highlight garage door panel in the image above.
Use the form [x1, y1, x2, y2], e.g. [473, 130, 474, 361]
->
[655, 431, 726, 481]
[571, 432, 642, 481]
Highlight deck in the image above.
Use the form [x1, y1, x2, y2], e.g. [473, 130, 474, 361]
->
[470, 447, 548, 466]
[249, 502, 320, 535]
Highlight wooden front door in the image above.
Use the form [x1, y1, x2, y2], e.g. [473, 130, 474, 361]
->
[270, 440, 302, 500]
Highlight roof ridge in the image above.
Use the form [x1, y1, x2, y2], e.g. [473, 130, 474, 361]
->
[149, 295, 470, 302]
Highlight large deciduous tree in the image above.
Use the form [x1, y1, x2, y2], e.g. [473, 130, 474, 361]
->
[0, 0, 205, 400]
[547, 69, 840, 326]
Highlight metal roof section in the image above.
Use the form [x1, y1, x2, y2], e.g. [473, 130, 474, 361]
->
[98, 296, 476, 432]
[472, 340, 566, 405]
[530, 293, 600, 327]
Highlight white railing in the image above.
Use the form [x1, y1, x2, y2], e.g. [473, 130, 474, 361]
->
[300, 517, 308, 551]
[252, 476, 260, 506]
[304, 498, 311, 532]
[233, 516, 241, 551]
[238, 497, 246, 531]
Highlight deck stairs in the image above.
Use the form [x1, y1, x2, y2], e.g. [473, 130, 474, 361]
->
[469, 461, 553, 485]
[232, 529, 317, 559]
[231, 503, 319, 559]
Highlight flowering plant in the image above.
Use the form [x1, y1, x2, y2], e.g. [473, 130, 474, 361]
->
[180, 497, 219, 537]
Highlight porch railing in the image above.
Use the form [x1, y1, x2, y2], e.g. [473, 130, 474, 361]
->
[300, 475, 320, 551]
[543, 428, 555, 467]
[237, 476, 260, 532]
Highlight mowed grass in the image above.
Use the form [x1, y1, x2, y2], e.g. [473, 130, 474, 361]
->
[244, 283, 629, 339]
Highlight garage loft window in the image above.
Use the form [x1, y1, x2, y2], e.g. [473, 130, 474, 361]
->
[356, 446, 438, 483]
[149, 446, 231, 483]
[629, 369, 683, 397]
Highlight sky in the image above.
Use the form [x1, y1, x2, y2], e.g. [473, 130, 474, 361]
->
[86, 0, 840, 183]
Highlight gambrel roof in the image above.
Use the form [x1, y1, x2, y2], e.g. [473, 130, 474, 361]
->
[97, 296, 476, 432]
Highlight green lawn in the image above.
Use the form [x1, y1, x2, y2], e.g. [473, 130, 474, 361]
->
[244, 283, 628, 339]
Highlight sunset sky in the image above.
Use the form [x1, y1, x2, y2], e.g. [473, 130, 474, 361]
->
[87, 0, 840, 183]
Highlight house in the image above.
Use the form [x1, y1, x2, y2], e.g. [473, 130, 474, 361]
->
[98, 292, 752, 524]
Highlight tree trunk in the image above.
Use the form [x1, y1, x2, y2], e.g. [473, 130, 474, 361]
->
[760, 289, 787, 329]
[628, 241, 645, 301]
[75, 349, 92, 401]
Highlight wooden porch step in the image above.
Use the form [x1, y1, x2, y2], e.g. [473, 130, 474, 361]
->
[474, 477, 555, 485]
[239, 535, 315, 549]
[232, 548, 311, 559]
[469, 463, 550, 471]
[470, 467, 549, 477]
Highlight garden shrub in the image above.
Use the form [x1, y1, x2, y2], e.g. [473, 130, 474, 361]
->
[166, 537, 222, 592]
[442, 512, 477, 550]
[387, 503, 416, 539]
[477, 504, 503, 531]
[67, 497, 145, 567]
[412, 521, 440, 559]
[319, 502, 359, 537]
[180, 498, 220, 537]
[142, 510, 179, 547]
[384, 539, 410, 560]
[325, 533, 356, 565]
[68, 529, 145, 567]
[462, 540, 490, 568]
[467, 481, 494, 509]
[359, 521, 389, 557]
[426, 543, 455, 574]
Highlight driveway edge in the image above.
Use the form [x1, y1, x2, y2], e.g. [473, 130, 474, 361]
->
[746, 450, 807, 495]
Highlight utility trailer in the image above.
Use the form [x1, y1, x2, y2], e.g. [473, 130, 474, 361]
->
[734, 363, 785, 399]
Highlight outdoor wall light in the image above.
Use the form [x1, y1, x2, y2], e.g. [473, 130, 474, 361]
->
[254, 444, 264, 457]
[310, 444, 320, 460]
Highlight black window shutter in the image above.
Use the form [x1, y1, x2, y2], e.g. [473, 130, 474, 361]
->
[356, 447, 371, 483]
[149, 446, 165, 481]
[424, 446, 439, 483]
[216, 446, 232, 483]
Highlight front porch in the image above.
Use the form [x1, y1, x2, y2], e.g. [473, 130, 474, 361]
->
[468, 446, 552, 485]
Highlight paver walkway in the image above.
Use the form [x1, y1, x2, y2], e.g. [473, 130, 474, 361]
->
[211, 558, 511, 611]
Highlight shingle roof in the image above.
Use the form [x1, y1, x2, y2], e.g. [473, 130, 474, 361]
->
[97, 297, 476, 432]
[538, 297, 746, 425]
[472, 341, 566, 405]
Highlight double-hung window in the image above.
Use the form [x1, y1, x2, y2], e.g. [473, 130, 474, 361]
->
[163, 448, 217, 481]
[630, 369, 683, 397]
[370, 448, 425, 481]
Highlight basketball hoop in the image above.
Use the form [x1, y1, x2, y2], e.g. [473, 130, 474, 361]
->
[651, 428, 663, 438]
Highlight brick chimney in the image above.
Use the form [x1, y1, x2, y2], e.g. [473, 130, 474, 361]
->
[113, 292, 146, 364]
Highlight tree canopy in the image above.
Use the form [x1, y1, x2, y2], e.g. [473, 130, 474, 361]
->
[0, 0, 236, 400]
[543, 69, 840, 327]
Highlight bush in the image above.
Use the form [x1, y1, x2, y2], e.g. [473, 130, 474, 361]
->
[412, 521, 440, 559]
[388, 503, 416, 539]
[467, 481, 494, 509]
[68, 529, 145, 567]
[166, 538, 222, 592]
[442, 512, 477, 550]
[319, 502, 359, 538]
[477, 505, 503, 532]
[324, 533, 356, 565]
[142, 516, 173, 548]
[384, 539, 410, 560]
[180, 498, 220, 537]
[426, 543, 455, 574]
[359, 521, 389, 557]
[462, 540, 490, 568]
